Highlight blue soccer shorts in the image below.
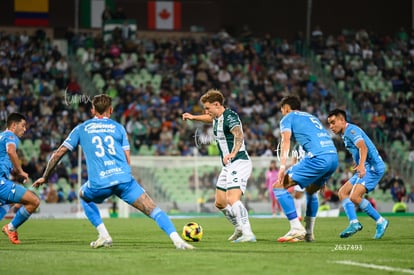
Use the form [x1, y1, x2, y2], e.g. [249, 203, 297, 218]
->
[287, 153, 338, 189]
[348, 165, 385, 193]
[0, 178, 27, 204]
[80, 179, 145, 204]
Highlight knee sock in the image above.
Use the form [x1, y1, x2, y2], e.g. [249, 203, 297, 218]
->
[0, 204, 10, 220]
[274, 188, 302, 229]
[294, 198, 302, 218]
[342, 197, 358, 223]
[304, 216, 316, 235]
[359, 198, 381, 222]
[149, 207, 180, 242]
[10, 206, 31, 230]
[220, 204, 239, 229]
[231, 200, 253, 235]
[81, 199, 110, 238]
[149, 207, 176, 235]
[274, 188, 297, 220]
[305, 193, 319, 217]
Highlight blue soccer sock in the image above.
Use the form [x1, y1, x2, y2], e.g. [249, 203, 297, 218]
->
[150, 207, 176, 236]
[359, 198, 381, 221]
[11, 206, 31, 229]
[0, 204, 10, 220]
[305, 193, 319, 217]
[342, 197, 358, 223]
[81, 199, 103, 228]
[273, 188, 297, 220]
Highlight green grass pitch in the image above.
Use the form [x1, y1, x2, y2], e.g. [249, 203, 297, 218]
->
[1, 216, 413, 275]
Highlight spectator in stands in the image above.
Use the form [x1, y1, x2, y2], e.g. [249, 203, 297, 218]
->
[113, 6, 127, 20]
[57, 187, 66, 203]
[101, 5, 113, 22]
[406, 185, 414, 203]
[390, 179, 406, 202]
[67, 184, 78, 202]
[45, 183, 58, 203]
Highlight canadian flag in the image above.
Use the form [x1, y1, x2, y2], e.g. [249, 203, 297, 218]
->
[148, 1, 181, 30]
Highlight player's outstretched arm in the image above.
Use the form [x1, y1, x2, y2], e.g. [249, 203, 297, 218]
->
[182, 112, 213, 123]
[32, 145, 70, 188]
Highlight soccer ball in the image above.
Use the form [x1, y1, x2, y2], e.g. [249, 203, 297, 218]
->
[182, 222, 203, 242]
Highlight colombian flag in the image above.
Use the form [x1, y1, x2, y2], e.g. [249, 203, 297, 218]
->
[14, 0, 49, 26]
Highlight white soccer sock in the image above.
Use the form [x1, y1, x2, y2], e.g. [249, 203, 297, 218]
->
[221, 204, 239, 229]
[304, 216, 316, 234]
[376, 217, 384, 224]
[289, 218, 303, 230]
[231, 200, 253, 236]
[8, 223, 16, 231]
[169, 232, 183, 243]
[96, 223, 110, 238]
[294, 198, 302, 218]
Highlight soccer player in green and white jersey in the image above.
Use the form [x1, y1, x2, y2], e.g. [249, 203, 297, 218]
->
[183, 89, 256, 242]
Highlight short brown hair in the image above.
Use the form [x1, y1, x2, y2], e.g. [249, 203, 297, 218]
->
[200, 89, 224, 106]
[92, 94, 112, 114]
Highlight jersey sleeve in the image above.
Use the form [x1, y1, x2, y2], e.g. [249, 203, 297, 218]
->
[5, 133, 19, 149]
[347, 126, 364, 145]
[62, 125, 81, 151]
[118, 124, 130, 151]
[280, 114, 292, 133]
[227, 111, 241, 130]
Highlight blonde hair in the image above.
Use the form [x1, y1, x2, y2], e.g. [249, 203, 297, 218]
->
[200, 89, 224, 106]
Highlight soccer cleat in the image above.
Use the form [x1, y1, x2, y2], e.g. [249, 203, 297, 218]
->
[374, 219, 389, 239]
[228, 228, 243, 241]
[2, 225, 20, 244]
[277, 228, 306, 243]
[1, 224, 20, 244]
[174, 241, 195, 250]
[339, 222, 363, 238]
[232, 234, 257, 243]
[90, 236, 113, 248]
[305, 233, 315, 242]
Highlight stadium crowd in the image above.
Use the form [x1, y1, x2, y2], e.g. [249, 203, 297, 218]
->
[0, 25, 413, 206]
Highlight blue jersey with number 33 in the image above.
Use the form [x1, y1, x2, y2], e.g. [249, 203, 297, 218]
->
[280, 111, 337, 156]
[63, 117, 132, 189]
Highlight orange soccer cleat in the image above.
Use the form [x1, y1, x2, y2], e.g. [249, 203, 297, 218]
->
[2, 225, 20, 244]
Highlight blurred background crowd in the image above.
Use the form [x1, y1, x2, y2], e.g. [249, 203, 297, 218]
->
[0, 23, 413, 208]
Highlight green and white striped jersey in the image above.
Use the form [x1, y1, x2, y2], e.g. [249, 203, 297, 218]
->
[213, 109, 250, 164]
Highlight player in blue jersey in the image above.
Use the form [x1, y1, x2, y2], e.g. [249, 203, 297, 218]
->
[182, 89, 256, 243]
[273, 95, 338, 242]
[0, 113, 40, 244]
[33, 94, 194, 249]
[327, 109, 389, 239]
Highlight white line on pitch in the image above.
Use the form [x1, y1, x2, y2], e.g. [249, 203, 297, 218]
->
[333, 260, 414, 274]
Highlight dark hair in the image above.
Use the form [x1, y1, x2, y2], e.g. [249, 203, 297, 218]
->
[6, 112, 26, 127]
[92, 94, 112, 114]
[328, 109, 347, 120]
[280, 95, 301, 110]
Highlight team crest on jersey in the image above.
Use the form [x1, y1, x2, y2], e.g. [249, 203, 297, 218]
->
[350, 130, 356, 135]
[231, 170, 237, 175]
